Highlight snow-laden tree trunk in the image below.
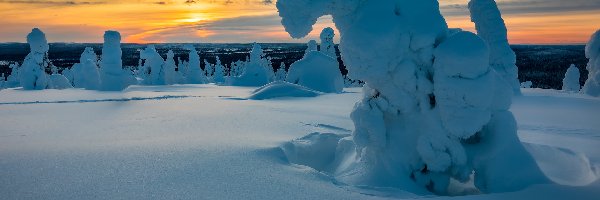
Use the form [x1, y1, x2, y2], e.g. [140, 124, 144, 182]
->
[468, 0, 522, 95]
[277, 0, 547, 194]
[582, 30, 600, 96]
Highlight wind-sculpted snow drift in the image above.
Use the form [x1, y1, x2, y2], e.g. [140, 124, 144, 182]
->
[277, 0, 548, 195]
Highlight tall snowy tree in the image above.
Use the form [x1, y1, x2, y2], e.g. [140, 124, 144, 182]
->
[140, 45, 166, 85]
[562, 64, 581, 92]
[213, 56, 225, 83]
[19, 28, 50, 90]
[184, 45, 208, 84]
[469, 0, 522, 95]
[319, 27, 336, 58]
[582, 29, 600, 96]
[277, 0, 547, 194]
[99, 31, 136, 91]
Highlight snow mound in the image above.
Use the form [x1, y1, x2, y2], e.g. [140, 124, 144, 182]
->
[582, 29, 600, 96]
[286, 51, 343, 93]
[47, 74, 73, 89]
[524, 143, 598, 186]
[279, 132, 350, 172]
[248, 81, 321, 100]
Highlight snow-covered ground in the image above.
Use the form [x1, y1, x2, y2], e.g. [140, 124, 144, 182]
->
[0, 85, 598, 199]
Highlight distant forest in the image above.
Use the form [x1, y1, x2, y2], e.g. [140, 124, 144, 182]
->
[0, 43, 589, 90]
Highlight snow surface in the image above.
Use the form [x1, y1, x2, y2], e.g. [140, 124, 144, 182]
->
[0, 86, 598, 199]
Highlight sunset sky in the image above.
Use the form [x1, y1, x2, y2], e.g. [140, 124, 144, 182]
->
[0, 0, 598, 44]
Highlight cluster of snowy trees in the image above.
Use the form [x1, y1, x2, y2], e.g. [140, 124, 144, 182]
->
[1, 27, 350, 93]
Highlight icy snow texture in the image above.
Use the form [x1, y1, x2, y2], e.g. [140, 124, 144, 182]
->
[19, 28, 49, 90]
[286, 51, 343, 93]
[469, 0, 521, 95]
[320, 27, 336, 58]
[582, 30, 600, 96]
[277, 0, 547, 194]
[563, 64, 581, 92]
[70, 48, 101, 90]
[184, 46, 208, 84]
[248, 81, 321, 100]
[99, 31, 135, 91]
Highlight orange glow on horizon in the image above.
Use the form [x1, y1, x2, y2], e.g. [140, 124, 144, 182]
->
[0, 1, 598, 44]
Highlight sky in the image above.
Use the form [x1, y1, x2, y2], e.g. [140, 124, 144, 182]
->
[0, 0, 598, 44]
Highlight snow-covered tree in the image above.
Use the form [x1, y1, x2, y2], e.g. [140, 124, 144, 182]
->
[164, 50, 183, 84]
[277, 0, 547, 194]
[99, 31, 136, 91]
[140, 45, 166, 85]
[469, 0, 521, 95]
[184, 45, 208, 84]
[582, 29, 600, 96]
[275, 62, 287, 81]
[69, 47, 101, 90]
[287, 41, 343, 93]
[249, 43, 275, 81]
[204, 59, 214, 79]
[319, 27, 336, 58]
[5, 62, 21, 88]
[521, 81, 533, 89]
[305, 40, 317, 55]
[562, 64, 581, 92]
[213, 56, 225, 83]
[0, 73, 5, 89]
[229, 60, 245, 77]
[230, 43, 273, 86]
[19, 28, 50, 90]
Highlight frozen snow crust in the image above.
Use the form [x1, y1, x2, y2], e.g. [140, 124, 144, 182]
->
[277, 0, 547, 195]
